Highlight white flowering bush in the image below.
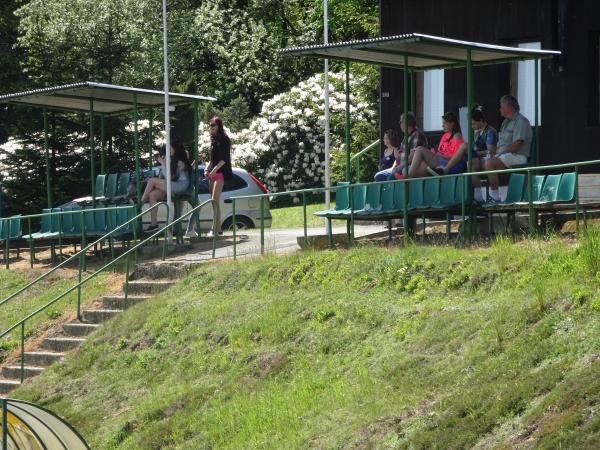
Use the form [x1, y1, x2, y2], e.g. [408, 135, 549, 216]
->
[198, 72, 378, 197]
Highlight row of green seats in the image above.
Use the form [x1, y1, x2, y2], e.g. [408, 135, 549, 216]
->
[94, 172, 132, 199]
[482, 172, 576, 208]
[22, 205, 136, 240]
[315, 178, 467, 218]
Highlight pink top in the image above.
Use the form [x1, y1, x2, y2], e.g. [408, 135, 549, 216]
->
[436, 132, 464, 159]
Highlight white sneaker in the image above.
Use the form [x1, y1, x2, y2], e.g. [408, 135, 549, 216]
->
[185, 230, 198, 238]
[206, 230, 214, 238]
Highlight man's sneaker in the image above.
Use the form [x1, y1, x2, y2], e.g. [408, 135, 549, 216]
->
[185, 230, 198, 238]
[206, 230, 223, 238]
[426, 166, 445, 177]
[484, 197, 501, 207]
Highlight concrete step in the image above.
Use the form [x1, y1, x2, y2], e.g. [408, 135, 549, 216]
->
[82, 309, 122, 324]
[23, 351, 65, 367]
[122, 280, 175, 295]
[2, 365, 44, 380]
[63, 322, 99, 337]
[130, 261, 198, 281]
[41, 337, 86, 352]
[0, 379, 21, 394]
[102, 295, 150, 310]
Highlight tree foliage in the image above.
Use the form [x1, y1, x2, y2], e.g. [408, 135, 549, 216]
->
[0, 0, 379, 215]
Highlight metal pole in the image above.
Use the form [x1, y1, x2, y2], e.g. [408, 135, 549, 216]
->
[148, 109, 154, 170]
[89, 100, 96, 207]
[345, 61, 351, 182]
[43, 108, 51, 208]
[162, 0, 173, 229]
[575, 166, 580, 233]
[527, 170, 534, 234]
[260, 197, 265, 255]
[2, 398, 7, 450]
[232, 199, 237, 260]
[100, 115, 106, 174]
[20, 322, 24, 384]
[302, 192, 308, 246]
[466, 49, 474, 174]
[402, 56, 409, 235]
[410, 69, 416, 114]
[133, 94, 141, 208]
[534, 57, 540, 166]
[323, 0, 331, 228]
[193, 102, 199, 201]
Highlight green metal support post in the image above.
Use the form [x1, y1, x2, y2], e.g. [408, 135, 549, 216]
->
[534, 57, 540, 167]
[345, 61, 351, 182]
[89, 100, 95, 207]
[133, 94, 141, 253]
[302, 192, 308, 246]
[402, 56, 409, 237]
[100, 115, 106, 175]
[466, 49, 475, 236]
[43, 108, 52, 208]
[410, 69, 416, 114]
[2, 398, 7, 450]
[232, 199, 237, 260]
[193, 102, 199, 201]
[133, 95, 141, 206]
[527, 169, 535, 234]
[575, 166, 580, 233]
[148, 109, 154, 170]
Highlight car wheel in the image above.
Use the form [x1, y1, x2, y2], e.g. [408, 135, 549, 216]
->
[222, 216, 254, 230]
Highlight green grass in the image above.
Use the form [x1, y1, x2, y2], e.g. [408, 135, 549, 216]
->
[11, 233, 600, 449]
[0, 268, 116, 356]
[270, 203, 326, 229]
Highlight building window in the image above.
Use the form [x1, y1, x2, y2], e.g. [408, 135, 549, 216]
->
[423, 69, 444, 131]
[517, 42, 542, 126]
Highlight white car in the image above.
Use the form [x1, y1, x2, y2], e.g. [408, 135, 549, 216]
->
[141, 166, 272, 232]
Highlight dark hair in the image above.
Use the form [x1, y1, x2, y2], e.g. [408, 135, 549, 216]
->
[472, 104, 485, 122]
[400, 112, 417, 128]
[209, 116, 231, 164]
[384, 128, 401, 148]
[442, 111, 461, 136]
[170, 137, 191, 180]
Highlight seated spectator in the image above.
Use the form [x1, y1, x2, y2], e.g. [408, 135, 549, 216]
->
[389, 112, 428, 180]
[470, 105, 498, 203]
[374, 129, 401, 182]
[140, 138, 192, 231]
[408, 112, 466, 178]
[485, 95, 532, 202]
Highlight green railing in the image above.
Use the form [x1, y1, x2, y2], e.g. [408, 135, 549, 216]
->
[0, 203, 167, 312]
[0, 204, 139, 270]
[350, 139, 379, 183]
[230, 157, 600, 258]
[0, 198, 218, 385]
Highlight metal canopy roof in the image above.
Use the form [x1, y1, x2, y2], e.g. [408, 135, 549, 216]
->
[1, 398, 90, 449]
[0, 82, 216, 115]
[281, 33, 561, 71]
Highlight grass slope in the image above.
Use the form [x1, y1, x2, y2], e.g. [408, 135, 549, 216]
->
[11, 233, 600, 449]
[0, 269, 115, 355]
[270, 203, 326, 229]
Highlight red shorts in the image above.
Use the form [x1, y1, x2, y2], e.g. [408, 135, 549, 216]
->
[208, 172, 224, 181]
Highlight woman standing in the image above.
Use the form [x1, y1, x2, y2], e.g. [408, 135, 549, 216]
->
[141, 138, 191, 231]
[205, 116, 232, 236]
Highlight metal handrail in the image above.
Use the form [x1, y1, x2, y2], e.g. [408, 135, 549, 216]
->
[229, 157, 600, 257]
[0, 203, 168, 309]
[350, 139, 379, 162]
[349, 139, 379, 183]
[0, 198, 218, 384]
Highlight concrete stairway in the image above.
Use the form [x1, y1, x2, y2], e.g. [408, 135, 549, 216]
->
[0, 261, 194, 394]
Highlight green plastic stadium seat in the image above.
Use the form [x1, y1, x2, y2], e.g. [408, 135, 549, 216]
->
[314, 182, 350, 216]
[355, 183, 382, 215]
[408, 179, 424, 210]
[484, 173, 526, 207]
[95, 174, 107, 199]
[555, 172, 576, 203]
[534, 174, 561, 204]
[117, 172, 131, 196]
[104, 173, 118, 198]
[432, 177, 457, 209]
[421, 178, 440, 208]
[515, 175, 545, 205]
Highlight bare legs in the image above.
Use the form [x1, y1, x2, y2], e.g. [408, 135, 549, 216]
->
[408, 146, 441, 178]
[141, 178, 167, 226]
[485, 157, 507, 201]
[209, 177, 224, 233]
